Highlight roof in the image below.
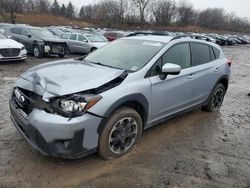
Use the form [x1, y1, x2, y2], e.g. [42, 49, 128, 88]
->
[123, 35, 174, 43]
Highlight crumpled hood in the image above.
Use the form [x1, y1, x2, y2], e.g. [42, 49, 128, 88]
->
[39, 37, 66, 43]
[20, 59, 124, 100]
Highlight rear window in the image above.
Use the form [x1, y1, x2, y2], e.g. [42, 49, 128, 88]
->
[212, 47, 221, 59]
[191, 43, 211, 66]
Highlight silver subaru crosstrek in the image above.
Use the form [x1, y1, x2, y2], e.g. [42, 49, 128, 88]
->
[9, 34, 231, 159]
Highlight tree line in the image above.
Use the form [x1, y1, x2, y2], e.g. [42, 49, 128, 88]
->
[1, 0, 250, 33]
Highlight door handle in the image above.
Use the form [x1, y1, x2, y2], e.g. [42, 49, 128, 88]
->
[187, 74, 196, 79]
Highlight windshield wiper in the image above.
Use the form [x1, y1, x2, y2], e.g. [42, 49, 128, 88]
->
[75, 55, 87, 61]
[91, 61, 120, 70]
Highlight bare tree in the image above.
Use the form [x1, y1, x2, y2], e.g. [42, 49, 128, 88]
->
[176, 0, 196, 26]
[152, 0, 176, 25]
[131, 0, 151, 23]
[197, 8, 226, 29]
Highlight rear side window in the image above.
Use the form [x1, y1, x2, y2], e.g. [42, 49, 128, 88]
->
[212, 47, 220, 59]
[162, 43, 191, 69]
[61, 33, 69, 39]
[10, 27, 22, 35]
[191, 43, 211, 66]
[69, 34, 77, 40]
[209, 47, 216, 61]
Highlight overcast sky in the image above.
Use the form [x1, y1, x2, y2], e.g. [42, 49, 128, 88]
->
[56, 0, 250, 20]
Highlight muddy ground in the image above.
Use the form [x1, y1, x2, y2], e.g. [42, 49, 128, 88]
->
[0, 46, 250, 188]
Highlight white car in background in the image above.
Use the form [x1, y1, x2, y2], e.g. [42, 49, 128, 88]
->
[61, 33, 108, 54]
[0, 32, 27, 62]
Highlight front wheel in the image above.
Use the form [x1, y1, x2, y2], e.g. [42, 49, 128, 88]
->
[202, 83, 226, 112]
[98, 107, 142, 160]
[33, 45, 43, 58]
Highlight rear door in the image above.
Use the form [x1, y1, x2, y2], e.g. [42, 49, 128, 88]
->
[67, 34, 78, 52]
[149, 43, 196, 122]
[189, 42, 220, 104]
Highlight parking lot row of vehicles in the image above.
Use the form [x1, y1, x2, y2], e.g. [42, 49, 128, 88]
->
[0, 23, 250, 62]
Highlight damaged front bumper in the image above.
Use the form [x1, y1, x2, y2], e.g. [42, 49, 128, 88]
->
[9, 94, 103, 159]
[43, 42, 66, 56]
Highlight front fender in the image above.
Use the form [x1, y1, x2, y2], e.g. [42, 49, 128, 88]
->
[96, 93, 149, 134]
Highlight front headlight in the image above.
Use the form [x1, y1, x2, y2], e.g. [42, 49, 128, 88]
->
[21, 46, 26, 51]
[52, 94, 102, 117]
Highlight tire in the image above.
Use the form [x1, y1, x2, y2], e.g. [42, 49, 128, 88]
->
[202, 83, 226, 112]
[98, 107, 143, 160]
[33, 45, 42, 58]
[58, 53, 65, 58]
[90, 48, 97, 52]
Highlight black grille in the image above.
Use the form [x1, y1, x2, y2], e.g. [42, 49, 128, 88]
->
[0, 48, 20, 57]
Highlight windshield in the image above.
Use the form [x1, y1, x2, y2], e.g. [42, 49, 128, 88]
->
[86, 34, 107, 42]
[29, 28, 56, 38]
[0, 33, 7, 39]
[85, 39, 164, 71]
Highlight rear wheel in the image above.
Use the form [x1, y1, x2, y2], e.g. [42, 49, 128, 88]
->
[202, 83, 226, 112]
[98, 107, 142, 160]
[90, 47, 97, 52]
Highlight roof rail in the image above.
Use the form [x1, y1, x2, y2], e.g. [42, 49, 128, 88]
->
[170, 34, 212, 42]
[126, 32, 168, 37]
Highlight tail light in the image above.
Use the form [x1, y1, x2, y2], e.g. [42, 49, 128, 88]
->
[227, 59, 232, 67]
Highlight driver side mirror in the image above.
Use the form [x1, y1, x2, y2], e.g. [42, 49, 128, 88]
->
[26, 34, 32, 38]
[160, 63, 181, 80]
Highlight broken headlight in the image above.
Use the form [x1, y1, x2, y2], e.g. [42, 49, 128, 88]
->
[51, 94, 102, 117]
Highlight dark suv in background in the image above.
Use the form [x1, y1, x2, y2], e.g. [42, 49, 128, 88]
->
[9, 26, 67, 58]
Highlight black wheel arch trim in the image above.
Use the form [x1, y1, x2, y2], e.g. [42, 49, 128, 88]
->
[216, 75, 229, 91]
[204, 74, 229, 104]
[97, 93, 149, 135]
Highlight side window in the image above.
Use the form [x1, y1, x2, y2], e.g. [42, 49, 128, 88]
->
[209, 46, 216, 61]
[69, 34, 77, 40]
[109, 33, 116, 38]
[61, 33, 69, 39]
[78, 35, 88, 42]
[162, 43, 191, 69]
[10, 27, 22, 35]
[22, 29, 29, 36]
[212, 47, 220, 59]
[191, 43, 211, 66]
[117, 33, 124, 38]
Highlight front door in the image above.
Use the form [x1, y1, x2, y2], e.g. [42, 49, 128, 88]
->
[149, 43, 196, 123]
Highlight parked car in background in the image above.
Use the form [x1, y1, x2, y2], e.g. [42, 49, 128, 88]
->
[61, 33, 108, 54]
[10, 34, 230, 159]
[0, 23, 13, 35]
[47, 27, 64, 37]
[0, 32, 27, 62]
[9, 25, 67, 58]
[57, 27, 73, 33]
[104, 31, 128, 41]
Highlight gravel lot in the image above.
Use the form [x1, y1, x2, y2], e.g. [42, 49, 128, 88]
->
[0, 46, 250, 188]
